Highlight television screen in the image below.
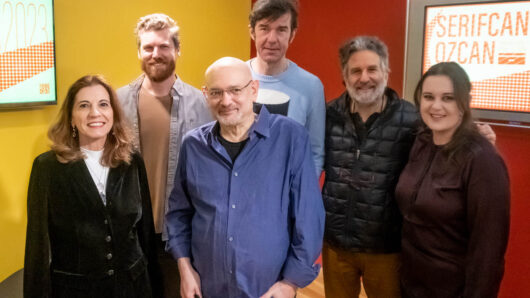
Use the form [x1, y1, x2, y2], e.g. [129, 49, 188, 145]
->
[404, 0, 530, 124]
[0, 0, 56, 109]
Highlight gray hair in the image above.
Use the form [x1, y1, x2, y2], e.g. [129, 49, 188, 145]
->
[339, 36, 389, 74]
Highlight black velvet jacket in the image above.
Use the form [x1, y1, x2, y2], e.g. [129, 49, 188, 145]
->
[323, 88, 419, 253]
[24, 151, 162, 298]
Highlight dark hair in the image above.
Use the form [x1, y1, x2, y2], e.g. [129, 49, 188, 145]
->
[414, 62, 479, 160]
[249, 0, 299, 31]
[339, 36, 389, 74]
[48, 75, 133, 167]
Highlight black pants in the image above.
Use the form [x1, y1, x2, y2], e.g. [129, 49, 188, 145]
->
[156, 234, 181, 298]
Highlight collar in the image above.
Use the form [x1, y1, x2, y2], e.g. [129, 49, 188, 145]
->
[247, 58, 294, 82]
[129, 73, 184, 97]
[207, 105, 272, 144]
[249, 105, 271, 139]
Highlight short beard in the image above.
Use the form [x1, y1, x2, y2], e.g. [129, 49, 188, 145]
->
[347, 79, 387, 107]
[141, 58, 175, 82]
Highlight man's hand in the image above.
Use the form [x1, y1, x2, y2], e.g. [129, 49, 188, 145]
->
[477, 123, 496, 145]
[178, 258, 202, 298]
[259, 280, 297, 298]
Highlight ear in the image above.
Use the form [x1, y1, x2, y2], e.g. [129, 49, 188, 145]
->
[249, 24, 256, 41]
[137, 49, 142, 60]
[250, 80, 259, 103]
[288, 28, 297, 43]
[201, 86, 209, 102]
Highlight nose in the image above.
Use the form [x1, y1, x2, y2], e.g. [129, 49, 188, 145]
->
[359, 70, 370, 82]
[152, 46, 161, 58]
[265, 30, 279, 43]
[88, 105, 101, 117]
[220, 91, 233, 106]
[431, 98, 443, 109]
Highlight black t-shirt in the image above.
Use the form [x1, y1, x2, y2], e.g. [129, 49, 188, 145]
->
[351, 112, 380, 144]
[217, 132, 249, 162]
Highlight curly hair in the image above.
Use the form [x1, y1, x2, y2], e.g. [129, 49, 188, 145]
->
[135, 13, 180, 50]
[338, 36, 389, 75]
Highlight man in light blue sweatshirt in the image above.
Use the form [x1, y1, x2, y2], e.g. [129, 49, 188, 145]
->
[247, 0, 325, 175]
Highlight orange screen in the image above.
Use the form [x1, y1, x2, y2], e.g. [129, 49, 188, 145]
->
[423, 1, 530, 113]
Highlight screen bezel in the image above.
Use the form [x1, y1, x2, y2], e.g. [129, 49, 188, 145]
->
[0, 0, 57, 110]
[404, 0, 530, 124]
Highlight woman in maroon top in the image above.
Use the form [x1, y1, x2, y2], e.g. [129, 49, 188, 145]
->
[395, 62, 510, 298]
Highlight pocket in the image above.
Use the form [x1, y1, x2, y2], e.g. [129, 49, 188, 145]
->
[128, 256, 153, 298]
[128, 255, 148, 280]
[51, 269, 90, 290]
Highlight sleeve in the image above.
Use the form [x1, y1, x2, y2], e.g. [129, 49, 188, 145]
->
[134, 154, 163, 298]
[165, 140, 195, 260]
[281, 132, 326, 288]
[23, 155, 51, 298]
[306, 79, 326, 177]
[464, 147, 510, 298]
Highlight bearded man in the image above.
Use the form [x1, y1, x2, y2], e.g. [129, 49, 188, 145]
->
[117, 13, 212, 298]
[321, 36, 418, 298]
[321, 36, 496, 298]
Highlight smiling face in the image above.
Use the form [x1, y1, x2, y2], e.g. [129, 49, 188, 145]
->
[71, 84, 114, 150]
[251, 13, 296, 66]
[138, 28, 177, 82]
[343, 50, 388, 107]
[204, 58, 258, 130]
[420, 75, 463, 145]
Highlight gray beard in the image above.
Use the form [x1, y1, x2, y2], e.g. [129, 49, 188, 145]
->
[347, 81, 387, 106]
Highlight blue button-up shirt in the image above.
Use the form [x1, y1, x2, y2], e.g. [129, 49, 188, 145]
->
[166, 107, 325, 298]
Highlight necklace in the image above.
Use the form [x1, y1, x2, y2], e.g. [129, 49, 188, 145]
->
[351, 95, 387, 122]
[351, 95, 386, 114]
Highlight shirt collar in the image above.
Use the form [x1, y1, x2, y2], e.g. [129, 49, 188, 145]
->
[132, 73, 183, 97]
[207, 105, 272, 145]
[248, 105, 271, 139]
[171, 75, 184, 97]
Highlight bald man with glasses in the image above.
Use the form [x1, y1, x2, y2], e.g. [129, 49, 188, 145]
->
[165, 57, 325, 298]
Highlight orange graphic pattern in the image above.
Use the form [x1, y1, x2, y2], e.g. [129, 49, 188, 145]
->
[498, 53, 526, 65]
[0, 41, 55, 92]
[471, 70, 530, 112]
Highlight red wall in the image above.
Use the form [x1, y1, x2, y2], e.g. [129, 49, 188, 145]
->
[251, 0, 530, 296]
[494, 126, 530, 298]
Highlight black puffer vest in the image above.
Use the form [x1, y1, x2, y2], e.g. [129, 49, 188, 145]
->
[323, 88, 419, 253]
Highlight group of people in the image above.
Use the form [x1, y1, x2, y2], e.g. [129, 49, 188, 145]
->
[23, 0, 510, 298]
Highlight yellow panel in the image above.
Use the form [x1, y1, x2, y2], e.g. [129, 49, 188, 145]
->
[0, 0, 250, 282]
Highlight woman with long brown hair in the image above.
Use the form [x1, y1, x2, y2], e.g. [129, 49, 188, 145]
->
[24, 75, 161, 298]
[395, 62, 510, 298]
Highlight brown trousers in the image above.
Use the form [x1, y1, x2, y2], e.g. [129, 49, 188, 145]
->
[322, 243, 401, 298]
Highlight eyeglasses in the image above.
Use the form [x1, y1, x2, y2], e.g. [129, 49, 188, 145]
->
[204, 80, 253, 100]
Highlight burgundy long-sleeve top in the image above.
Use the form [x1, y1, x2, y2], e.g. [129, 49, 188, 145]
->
[395, 131, 510, 298]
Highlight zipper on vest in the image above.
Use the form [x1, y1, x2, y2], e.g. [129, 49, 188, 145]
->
[356, 149, 360, 160]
